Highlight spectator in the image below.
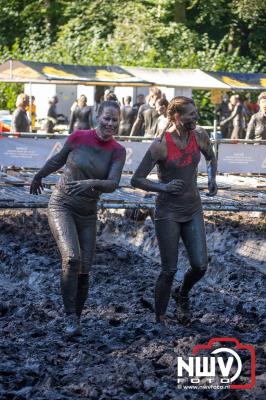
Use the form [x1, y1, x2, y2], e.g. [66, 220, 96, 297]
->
[132, 94, 146, 136]
[104, 89, 118, 102]
[246, 92, 266, 140]
[133, 94, 145, 111]
[153, 98, 169, 137]
[69, 95, 93, 134]
[26, 96, 37, 132]
[217, 93, 231, 138]
[45, 95, 59, 134]
[119, 96, 136, 136]
[130, 86, 162, 137]
[11, 93, 30, 133]
[220, 95, 245, 139]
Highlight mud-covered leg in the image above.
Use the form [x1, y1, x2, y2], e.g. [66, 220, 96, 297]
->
[48, 207, 81, 336]
[176, 212, 208, 324]
[154, 219, 180, 323]
[76, 214, 97, 319]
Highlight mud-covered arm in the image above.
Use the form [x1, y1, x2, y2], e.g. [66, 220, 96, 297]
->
[34, 142, 72, 179]
[66, 147, 127, 195]
[90, 148, 126, 192]
[130, 106, 145, 136]
[88, 108, 93, 129]
[131, 141, 185, 194]
[196, 127, 218, 196]
[68, 110, 76, 134]
[245, 115, 256, 140]
[30, 140, 72, 194]
[220, 105, 240, 126]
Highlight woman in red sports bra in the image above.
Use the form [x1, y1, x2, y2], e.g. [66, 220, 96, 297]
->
[131, 96, 217, 325]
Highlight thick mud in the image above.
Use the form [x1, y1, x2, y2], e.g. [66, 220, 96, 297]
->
[0, 209, 265, 400]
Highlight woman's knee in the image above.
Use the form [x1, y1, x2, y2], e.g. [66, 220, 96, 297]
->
[190, 260, 208, 278]
[159, 264, 177, 282]
[62, 253, 81, 272]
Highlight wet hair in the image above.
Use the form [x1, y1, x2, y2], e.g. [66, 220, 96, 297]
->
[104, 89, 118, 102]
[258, 91, 266, 102]
[97, 100, 120, 117]
[124, 96, 132, 104]
[156, 98, 169, 108]
[149, 86, 162, 97]
[167, 96, 195, 120]
[78, 94, 87, 106]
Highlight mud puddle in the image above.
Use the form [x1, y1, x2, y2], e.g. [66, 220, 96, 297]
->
[0, 210, 265, 399]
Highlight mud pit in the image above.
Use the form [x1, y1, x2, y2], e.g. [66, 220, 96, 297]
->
[0, 209, 265, 400]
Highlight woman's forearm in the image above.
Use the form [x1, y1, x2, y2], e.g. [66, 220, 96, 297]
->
[206, 156, 217, 183]
[89, 179, 118, 193]
[35, 148, 70, 179]
[131, 176, 166, 193]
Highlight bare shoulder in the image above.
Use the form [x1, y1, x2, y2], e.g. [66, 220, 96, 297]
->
[150, 136, 167, 161]
[195, 126, 209, 141]
[195, 126, 211, 148]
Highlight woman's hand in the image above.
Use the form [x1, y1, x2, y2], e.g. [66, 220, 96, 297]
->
[30, 176, 43, 195]
[164, 179, 185, 195]
[206, 180, 218, 196]
[65, 180, 95, 196]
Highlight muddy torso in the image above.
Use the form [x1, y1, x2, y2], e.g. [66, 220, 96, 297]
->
[119, 105, 136, 135]
[155, 131, 202, 222]
[143, 108, 159, 137]
[57, 129, 125, 200]
[72, 106, 92, 130]
[248, 111, 266, 140]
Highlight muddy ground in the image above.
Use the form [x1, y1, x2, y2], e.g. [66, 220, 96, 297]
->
[0, 209, 265, 400]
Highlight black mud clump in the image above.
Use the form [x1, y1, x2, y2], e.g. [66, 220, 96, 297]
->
[0, 209, 265, 400]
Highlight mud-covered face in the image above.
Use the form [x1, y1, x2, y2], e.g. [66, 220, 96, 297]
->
[97, 107, 120, 140]
[156, 103, 167, 116]
[259, 99, 266, 116]
[173, 102, 198, 131]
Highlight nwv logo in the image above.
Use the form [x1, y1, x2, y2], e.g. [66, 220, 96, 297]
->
[177, 338, 256, 390]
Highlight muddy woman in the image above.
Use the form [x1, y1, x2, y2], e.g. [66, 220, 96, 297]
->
[30, 101, 126, 336]
[131, 96, 217, 325]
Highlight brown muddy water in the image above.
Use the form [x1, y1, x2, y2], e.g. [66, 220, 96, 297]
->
[0, 209, 265, 400]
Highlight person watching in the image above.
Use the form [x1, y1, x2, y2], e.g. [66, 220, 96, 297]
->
[246, 92, 266, 140]
[11, 93, 30, 133]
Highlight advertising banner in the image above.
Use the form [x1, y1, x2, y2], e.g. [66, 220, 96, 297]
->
[0, 137, 207, 173]
[218, 143, 266, 174]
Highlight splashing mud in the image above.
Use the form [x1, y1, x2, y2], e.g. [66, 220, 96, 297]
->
[0, 210, 265, 399]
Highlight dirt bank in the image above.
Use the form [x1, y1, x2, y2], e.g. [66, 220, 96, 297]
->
[0, 210, 265, 400]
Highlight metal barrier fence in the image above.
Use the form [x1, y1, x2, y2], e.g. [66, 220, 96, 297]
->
[0, 132, 265, 174]
[0, 132, 265, 212]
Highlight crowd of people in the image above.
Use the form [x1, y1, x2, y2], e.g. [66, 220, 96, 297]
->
[217, 92, 266, 140]
[11, 89, 266, 140]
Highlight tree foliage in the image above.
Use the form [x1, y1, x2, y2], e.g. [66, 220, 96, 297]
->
[0, 0, 265, 115]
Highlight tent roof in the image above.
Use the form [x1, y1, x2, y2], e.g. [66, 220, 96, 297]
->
[0, 60, 265, 90]
[124, 67, 266, 90]
[0, 60, 151, 86]
[207, 71, 266, 90]
[124, 67, 229, 89]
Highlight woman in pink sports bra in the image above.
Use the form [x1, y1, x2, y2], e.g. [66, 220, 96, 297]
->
[131, 96, 217, 326]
